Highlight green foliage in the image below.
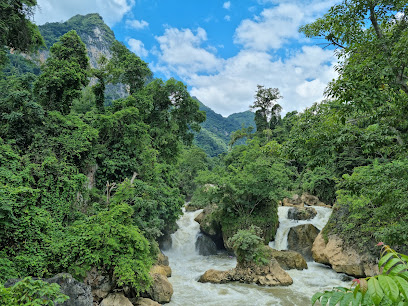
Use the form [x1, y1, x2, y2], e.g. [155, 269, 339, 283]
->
[312, 244, 408, 306]
[0, 0, 44, 66]
[55, 204, 154, 292]
[301, 167, 337, 205]
[324, 160, 408, 255]
[193, 99, 255, 157]
[34, 30, 89, 114]
[110, 180, 184, 241]
[0, 277, 69, 306]
[250, 85, 282, 132]
[178, 145, 211, 198]
[228, 226, 269, 266]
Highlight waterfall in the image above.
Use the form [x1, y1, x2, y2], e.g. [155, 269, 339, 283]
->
[163, 206, 349, 306]
[269, 206, 332, 251]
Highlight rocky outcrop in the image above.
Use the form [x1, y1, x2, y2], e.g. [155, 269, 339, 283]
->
[84, 268, 114, 303]
[287, 224, 320, 261]
[5, 273, 92, 306]
[146, 273, 173, 304]
[287, 207, 317, 220]
[198, 269, 231, 284]
[281, 193, 331, 208]
[150, 265, 172, 278]
[199, 259, 293, 287]
[156, 252, 169, 266]
[312, 233, 379, 277]
[157, 233, 172, 251]
[195, 204, 224, 249]
[267, 247, 308, 270]
[196, 233, 218, 256]
[134, 297, 161, 305]
[101, 293, 133, 306]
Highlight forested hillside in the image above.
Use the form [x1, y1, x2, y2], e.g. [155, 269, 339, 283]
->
[1, 1, 408, 305]
[194, 99, 255, 156]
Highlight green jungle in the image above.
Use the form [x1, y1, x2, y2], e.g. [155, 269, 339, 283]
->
[1, 1, 408, 305]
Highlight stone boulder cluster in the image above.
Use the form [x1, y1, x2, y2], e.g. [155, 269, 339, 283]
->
[5, 252, 174, 306]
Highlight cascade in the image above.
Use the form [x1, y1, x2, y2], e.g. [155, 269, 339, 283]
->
[164, 207, 348, 306]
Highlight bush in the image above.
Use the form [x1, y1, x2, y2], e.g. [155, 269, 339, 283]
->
[0, 277, 69, 306]
[228, 226, 269, 266]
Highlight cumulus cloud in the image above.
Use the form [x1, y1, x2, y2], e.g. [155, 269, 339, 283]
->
[126, 19, 149, 30]
[154, 27, 223, 76]
[188, 46, 337, 116]
[234, 1, 338, 51]
[34, 0, 135, 26]
[128, 38, 148, 57]
[223, 1, 231, 9]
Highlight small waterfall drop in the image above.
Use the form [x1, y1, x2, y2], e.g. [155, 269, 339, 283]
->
[270, 206, 332, 251]
[164, 206, 349, 306]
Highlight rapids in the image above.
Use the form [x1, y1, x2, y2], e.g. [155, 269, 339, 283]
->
[163, 207, 349, 306]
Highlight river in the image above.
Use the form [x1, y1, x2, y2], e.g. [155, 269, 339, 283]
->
[163, 207, 349, 306]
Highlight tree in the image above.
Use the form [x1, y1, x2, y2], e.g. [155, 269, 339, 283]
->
[34, 30, 89, 114]
[0, 0, 43, 66]
[110, 41, 152, 95]
[91, 55, 110, 113]
[250, 85, 282, 132]
[299, 1, 408, 113]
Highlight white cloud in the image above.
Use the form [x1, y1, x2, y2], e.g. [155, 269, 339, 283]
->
[34, 0, 135, 26]
[223, 1, 231, 9]
[224, 15, 231, 21]
[154, 27, 223, 76]
[188, 46, 337, 116]
[234, 1, 338, 51]
[127, 38, 148, 57]
[126, 19, 149, 30]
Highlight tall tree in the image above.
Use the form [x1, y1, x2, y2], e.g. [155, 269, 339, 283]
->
[110, 41, 152, 95]
[250, 85, 282, 132]
[34, 30, 89, 114]
[0, 0, 43, 66]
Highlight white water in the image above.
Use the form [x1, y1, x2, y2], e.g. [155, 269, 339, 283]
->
[164, 207, 349, 306]
[269, 206, 332, 250]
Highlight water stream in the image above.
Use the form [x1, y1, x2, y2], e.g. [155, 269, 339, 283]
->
[164, 207, 349, 306]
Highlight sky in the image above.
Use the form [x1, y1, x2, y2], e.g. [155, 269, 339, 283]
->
[33, 0, 340, 117]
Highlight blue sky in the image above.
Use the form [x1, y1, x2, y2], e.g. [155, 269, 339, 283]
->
[34, 0, 340, 116]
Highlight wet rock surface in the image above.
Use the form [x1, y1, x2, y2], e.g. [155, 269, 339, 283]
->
[196, 233, 218, 256]
[287, 224, 320, 261]
[267, 247, 308, 270]
[287, 207, 317, 220]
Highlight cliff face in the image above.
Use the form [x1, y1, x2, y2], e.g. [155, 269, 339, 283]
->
[38, 13, 115, 68]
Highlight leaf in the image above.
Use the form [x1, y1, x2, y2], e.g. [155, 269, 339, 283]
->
[378, 275, 399, 302]
[378, 253, 393, 269]
[383, 258, 402, 274]
[321, 292, 333, 306]
[312, 292, 324, 305]
[368, 277, 384, 305]
[393, 276, 408, 300]
[329, 291, 344, 306]
[340, 292, 354, 306]
[351, 291, 362, 306]
[398, 271, 408, 281]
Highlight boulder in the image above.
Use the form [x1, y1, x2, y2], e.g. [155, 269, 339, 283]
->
[198, 269, 231, 284]
[150, 265, 172, 278]
[156, 252, 169, 266]
[196, 233, 218, 256]
[196, 205, 224, 249]
[301, 193, 331, 207]
[147, 273, 173, 304]
[287, 224, 320, 261]
[281, 194, 304, 207]
[287, 207, 317, 221]
[84, 268, 114, 302]
[312, 233, 379, 277]
[267, 247, 308, 270]
[101, 293, 133, 306]
[134, 297, 161, 306]
[199, 259, 293, 287]
[5, 273, 93, 306]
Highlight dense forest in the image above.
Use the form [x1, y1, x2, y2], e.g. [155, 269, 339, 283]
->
[1, 0, 408, 305]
